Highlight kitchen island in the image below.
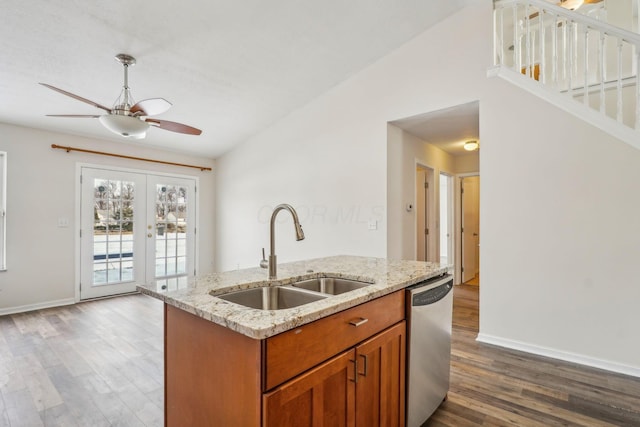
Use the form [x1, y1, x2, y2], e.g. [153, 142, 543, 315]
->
[138, 255, 448, 426]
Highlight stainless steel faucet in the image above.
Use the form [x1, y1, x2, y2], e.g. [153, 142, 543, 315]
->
[260, 204, 305, 279]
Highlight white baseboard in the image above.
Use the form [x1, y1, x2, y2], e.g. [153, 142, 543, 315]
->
[0, 298, 76, 316]
[477, 333, 640, 378]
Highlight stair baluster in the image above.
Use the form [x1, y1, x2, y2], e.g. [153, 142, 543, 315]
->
[493, 0, 640, 140]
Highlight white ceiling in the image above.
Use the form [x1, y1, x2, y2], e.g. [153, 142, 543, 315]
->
[390, 101, 479, 156]
[0, 1, 473, 158]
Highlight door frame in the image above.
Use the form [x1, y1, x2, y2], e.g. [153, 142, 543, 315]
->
[439, 171, 454, 267]
[74, 163, 200, 302]
[414, 162, 435, 262]
[456, 172, 480, 285]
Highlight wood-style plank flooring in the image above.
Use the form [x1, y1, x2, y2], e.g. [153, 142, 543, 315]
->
[426, 284, 640, 426]
[0, 295, 164, 426]
[2, 287, 640, 426]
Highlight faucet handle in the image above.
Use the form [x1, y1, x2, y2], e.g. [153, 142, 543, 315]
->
[259, 247, 268, 269]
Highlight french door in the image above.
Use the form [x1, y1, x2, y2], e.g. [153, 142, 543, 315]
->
[79, 167, 196, 300]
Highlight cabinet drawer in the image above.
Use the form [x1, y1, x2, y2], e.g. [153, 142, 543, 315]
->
[264, 291, 404, 391]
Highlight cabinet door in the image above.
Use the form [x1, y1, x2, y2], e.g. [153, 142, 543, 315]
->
[355, 321, 406, 427]
[263, 349, 356, 427]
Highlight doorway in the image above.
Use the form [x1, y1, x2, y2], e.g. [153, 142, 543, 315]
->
[461, 176, 480, 284]
[78, 166, 197, 300]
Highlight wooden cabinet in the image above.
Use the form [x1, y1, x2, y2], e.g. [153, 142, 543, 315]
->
[355, 322, 406, 427]
[165, 304, 262, 426]
[164, 290, 406, 426]
[263, 350, 356, 427]
[263, 321, 406, 427]
[264, 291, 405, 390]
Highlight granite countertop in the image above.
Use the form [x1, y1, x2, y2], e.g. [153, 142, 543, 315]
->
[137, 255, 449, 339]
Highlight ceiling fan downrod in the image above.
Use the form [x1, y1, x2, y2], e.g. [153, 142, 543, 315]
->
[114, 53, 137, 115]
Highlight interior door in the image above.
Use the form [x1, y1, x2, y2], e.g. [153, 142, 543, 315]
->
[147, 176, 196, 281]
[416, 169, 428, 261]
[461, 176, 480, 283]
[80, 168, 146, 299]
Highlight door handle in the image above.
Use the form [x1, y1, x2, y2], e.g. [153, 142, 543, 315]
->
[147, 233, 153, 238]
[358, 354, 368, 377]
[349, 359, 358, 383]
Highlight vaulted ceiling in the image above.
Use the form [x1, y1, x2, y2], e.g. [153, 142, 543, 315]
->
[0, 1, 473, 158]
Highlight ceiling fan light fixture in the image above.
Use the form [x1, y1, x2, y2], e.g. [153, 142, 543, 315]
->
[464, 140, 479, 151]
[559, 0, 584, 10]
[99, 114, 149, 139]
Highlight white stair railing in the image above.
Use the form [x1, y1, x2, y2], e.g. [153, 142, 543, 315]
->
[494, 0, 640, 131]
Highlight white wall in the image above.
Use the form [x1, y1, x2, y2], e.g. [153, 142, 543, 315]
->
[215, 2, 491, 271]
[0, 123, 215, 313]
[455, 153, 480, 174]
[480, 75, 640, 376]
[216, 0, 640, 375]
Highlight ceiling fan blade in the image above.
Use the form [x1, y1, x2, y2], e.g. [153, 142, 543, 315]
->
[40, 83, 112, 113]
[583, 0, 603, 3]
[46, 114, 101, 118]
[145, 118, 202, 135]
[130, 98, 172, 116]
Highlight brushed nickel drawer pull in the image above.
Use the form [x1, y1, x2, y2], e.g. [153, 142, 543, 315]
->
[349, 317, 368, 327]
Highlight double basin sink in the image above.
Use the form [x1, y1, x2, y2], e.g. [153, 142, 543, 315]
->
[215, 277, 372, 310]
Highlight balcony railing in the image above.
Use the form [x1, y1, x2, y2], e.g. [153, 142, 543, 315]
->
[494, 0, 640, 130]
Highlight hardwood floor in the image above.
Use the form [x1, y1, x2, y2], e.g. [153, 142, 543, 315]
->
[2, 287, 639, 426]
[426, 284, 640, 426]
[463, 274, 480, 286]
[0, 295, 164, 426]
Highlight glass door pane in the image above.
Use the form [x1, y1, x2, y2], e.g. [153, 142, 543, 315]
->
[92, 179, 136, 284]
[148, 177, 195, 281]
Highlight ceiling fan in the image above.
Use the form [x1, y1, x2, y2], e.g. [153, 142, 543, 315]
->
[40, 54, 202, 139]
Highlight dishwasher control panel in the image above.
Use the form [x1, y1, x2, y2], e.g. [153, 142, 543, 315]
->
[412, 282, 452, 306]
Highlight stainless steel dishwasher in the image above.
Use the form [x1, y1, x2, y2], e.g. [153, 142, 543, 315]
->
[405, 274, 454, 427]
